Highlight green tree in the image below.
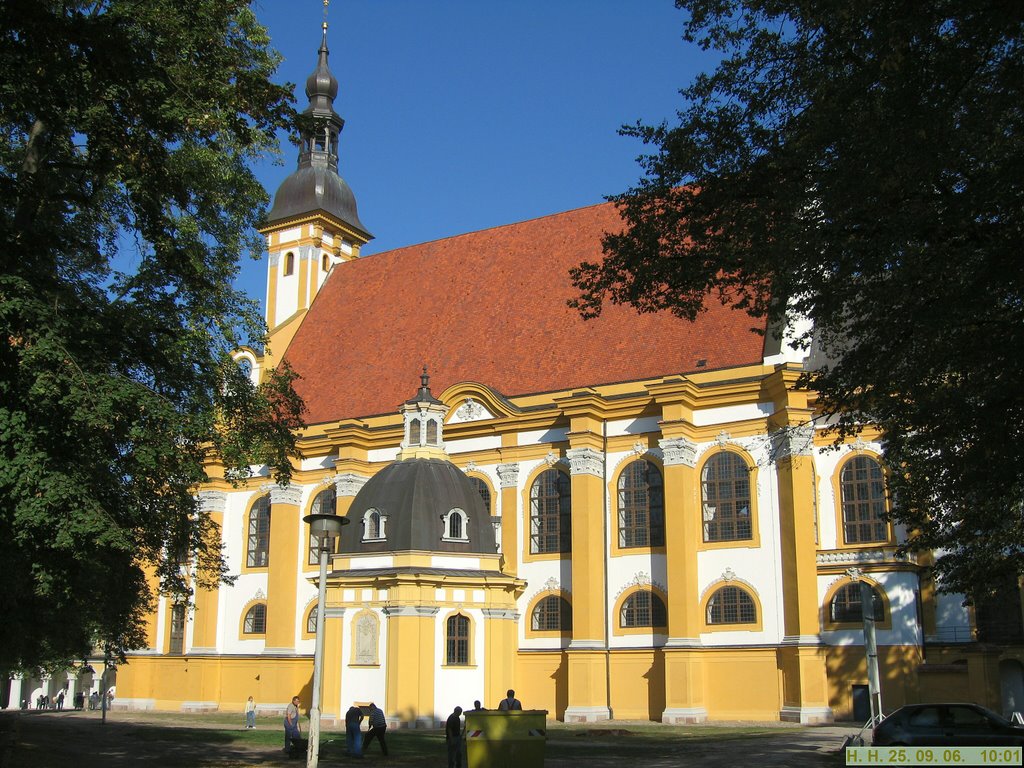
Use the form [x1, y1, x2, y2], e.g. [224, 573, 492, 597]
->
[0, 0, 305, 670]
[572, 1, 1024, 600]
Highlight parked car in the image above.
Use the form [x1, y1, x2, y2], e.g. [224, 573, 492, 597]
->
[873, 703, 1024, 746]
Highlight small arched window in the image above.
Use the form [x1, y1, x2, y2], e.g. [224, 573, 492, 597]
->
[469, 477, 491, 514]
[529, 469, 572, 554]
[617, 460, 664, 548]
[409, 418, 421, 445]
[620, 590, 667, 629]
[442, 508, 468, 541]
[362, 508, 386, 541]
[243, 604, 267, 635]
[840, 456, 888, 543]
[306, 606, 318, 635]
[246, 494, 271, 568]
[321, 253, 330, 271]
[283, 251, 295, 276]
[446, 614, 470, 665]
[307, 487, 337, 565]
[830, 583, 884, 623]
[531, 595, 572, 632]
[701, 452, 752, 542]
[426, 419, 438, 445]
[706, 586, 756, 624]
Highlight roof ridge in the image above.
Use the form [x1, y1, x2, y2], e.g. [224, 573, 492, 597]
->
[360, 198, 615, 259]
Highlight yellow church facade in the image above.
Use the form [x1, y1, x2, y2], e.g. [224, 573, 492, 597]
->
[91, 23, 1024, 727]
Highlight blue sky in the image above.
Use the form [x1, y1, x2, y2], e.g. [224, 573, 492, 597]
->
[242, 1, 712, 309]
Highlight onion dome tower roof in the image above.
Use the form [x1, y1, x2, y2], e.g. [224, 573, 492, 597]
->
[265, 22, 370, 238]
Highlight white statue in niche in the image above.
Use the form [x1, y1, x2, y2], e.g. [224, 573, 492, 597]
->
[355, 613, 378, 665]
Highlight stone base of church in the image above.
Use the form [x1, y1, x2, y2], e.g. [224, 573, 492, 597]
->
[779, 705, 834, 724]
[661, 707, 708, 724]
[563, 705, 611, 723]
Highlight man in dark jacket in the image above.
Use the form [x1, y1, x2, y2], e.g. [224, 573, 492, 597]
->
[362, 702, 388, 755]
[446, 706, 464, 768]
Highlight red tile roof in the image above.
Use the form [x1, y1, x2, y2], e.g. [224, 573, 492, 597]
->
[283, 202, 767, 425]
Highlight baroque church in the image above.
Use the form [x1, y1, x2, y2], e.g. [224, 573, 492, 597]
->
[10, 21, 1023, 724]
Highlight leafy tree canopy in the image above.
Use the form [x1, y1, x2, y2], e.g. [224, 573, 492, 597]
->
[0, 0, 306, 670]
[572, 0, 1024, 599]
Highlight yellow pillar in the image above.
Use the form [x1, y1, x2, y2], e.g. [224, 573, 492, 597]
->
[484, 608, 519, 707]
[774, 423, 832, 723]
[321, 604, 345, 725]
[265, 484, 303, 652]
[564, 437, 610, 722]
[658, 435, 707, 723]
[384, 606, 437, 725]
[191, 491, 226, 652]
[497, 463, 520, 575]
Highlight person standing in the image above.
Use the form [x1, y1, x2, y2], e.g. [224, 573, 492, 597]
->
[362, 702, 388, 755]
[245, 695, 256, 729]
[345, 703, 364, 757]
[445, 706, 464, 768]
[56, 689, 65, 711]
[283, 695, 301, 751]
[497, 689, 522, 711]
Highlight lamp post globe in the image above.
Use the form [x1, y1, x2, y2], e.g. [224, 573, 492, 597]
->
[302, 512, 348, 768]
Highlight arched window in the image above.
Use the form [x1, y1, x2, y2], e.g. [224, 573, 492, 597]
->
[701, 452, 752, 542]
[830, 583, 884, 623]
[446, 614, 470, 665]
[617, 460, 664, 548]
[469, 477, 491, 514]
[531, 595, 572, 631]
[243, 604, 267, 635]
[363, 508, 386, 541]
[409, 418, 421, 445]
[840, 456, 888, 543]
[529, 469, 571, 554]
[620, 590, 667, 629]
[306, 606, 318, 635]
[706, 586, 756, 624]
[442, 508, 468, 541]
[283, 251, 295, 276]
[169, 604, 186, 655]
[307, 487, 337, 565]
[321, 253, 330, 271]
[426, 419, 438, 444]
[246, 494, 271, 567]
[237, 357, 253, 380]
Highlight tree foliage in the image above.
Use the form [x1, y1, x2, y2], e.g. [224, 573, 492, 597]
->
[0, 0, 306, 669]
[572, 0, 1024, 598]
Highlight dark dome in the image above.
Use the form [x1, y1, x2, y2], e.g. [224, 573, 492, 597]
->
[265, 165, 368, 235]
[340, 459, 496, 555]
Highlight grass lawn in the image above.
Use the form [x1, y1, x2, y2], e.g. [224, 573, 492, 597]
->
[3, 709, 845, 768]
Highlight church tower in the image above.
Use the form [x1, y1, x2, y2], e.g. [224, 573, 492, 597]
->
[259, 19, 372, 369]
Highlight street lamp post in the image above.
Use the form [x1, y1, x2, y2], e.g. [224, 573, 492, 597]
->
[303, 512, 348, 768]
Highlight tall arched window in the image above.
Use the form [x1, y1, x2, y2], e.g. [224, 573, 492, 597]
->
[529, 469, 571, 554]
[531, 595, 572, 631]
[840, 456, 888, 543]
[409, 418, 421, 445]
[617, 460, 664, 548]
[701, 452, 752, 542]
[169, 604, 186, 654]
[321, 253, 330, 271]
[706, 586, 756, 624]
[307, 487, 337, 565]
[306, 606, 318, 635]
[620, 590, 667, 629]
[426, 419, 438, 444]
[283, 251, 295, 276]
[830, 583, 884, 623]
[246, 494, 271, 567]
[446, 614, 470, 665]
[469, 477, 491, 514]
[243, 604, 267, 635]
